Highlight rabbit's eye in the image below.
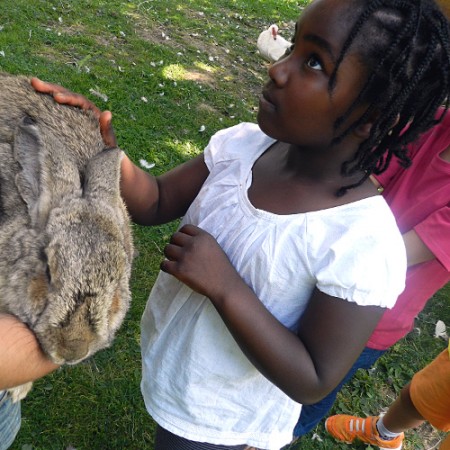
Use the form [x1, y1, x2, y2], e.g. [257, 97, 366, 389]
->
[79, 170, 86, 190]
[39, 249, 48, 263]
[45, 265, 52, 283]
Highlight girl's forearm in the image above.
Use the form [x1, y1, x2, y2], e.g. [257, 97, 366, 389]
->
[119, 154, 160, 225]
[0, 314, 59, 390]
[209, 283, 327, 404]
[209, 282, 384, 405]
[119, 153, 209, 226]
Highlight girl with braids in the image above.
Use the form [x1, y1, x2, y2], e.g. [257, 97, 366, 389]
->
[30, 0, 450, 448]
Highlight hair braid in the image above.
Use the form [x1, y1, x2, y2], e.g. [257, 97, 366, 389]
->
[331, 0, 450, 196]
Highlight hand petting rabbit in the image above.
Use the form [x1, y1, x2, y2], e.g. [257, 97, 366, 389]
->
[0, 73, 134, 402]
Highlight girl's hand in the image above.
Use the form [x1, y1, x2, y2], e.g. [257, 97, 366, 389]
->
[161, 224, 242, 300]
[30, 77, 117, 148]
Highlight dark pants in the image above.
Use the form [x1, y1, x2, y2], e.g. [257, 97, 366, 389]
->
[293, 347, 386, 437]
[155, 425, 262, 450]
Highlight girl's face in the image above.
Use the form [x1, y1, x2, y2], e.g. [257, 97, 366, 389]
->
[257, 0, 369, 148]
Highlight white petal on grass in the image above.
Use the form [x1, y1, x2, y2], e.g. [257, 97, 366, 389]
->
[434, 320, 448, 339]
[0, 51, 4, 57]
[141, 96, 148, 103]
[139, 159, 155, 170]
[89, 89, 108, 102]
[199, 125, 206, 132]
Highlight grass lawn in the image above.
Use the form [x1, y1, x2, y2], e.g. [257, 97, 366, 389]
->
[1, 0, 449, 449]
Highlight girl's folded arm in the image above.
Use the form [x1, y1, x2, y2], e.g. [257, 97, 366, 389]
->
[210, 283, 385, 405]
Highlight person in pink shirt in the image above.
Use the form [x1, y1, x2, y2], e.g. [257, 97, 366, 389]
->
[293, 106, 450, 439]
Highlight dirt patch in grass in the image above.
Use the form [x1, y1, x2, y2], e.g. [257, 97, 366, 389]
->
[132, 16, 266, 98]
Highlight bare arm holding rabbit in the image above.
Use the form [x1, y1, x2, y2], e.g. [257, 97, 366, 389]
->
[0, 314, 58, 390]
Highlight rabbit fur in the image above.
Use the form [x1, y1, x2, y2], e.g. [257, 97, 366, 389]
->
[0, 73, 134, 401]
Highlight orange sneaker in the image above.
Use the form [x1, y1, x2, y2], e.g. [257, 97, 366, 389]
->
[325, 415, 404, 450]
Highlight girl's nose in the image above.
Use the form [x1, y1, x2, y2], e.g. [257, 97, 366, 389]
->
[268, 57, 290, 87]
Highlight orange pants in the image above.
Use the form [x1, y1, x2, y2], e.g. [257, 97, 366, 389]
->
[410, 348, 450, 431]
[441, 434, 450, 450]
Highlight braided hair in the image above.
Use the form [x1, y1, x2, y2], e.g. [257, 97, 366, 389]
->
[331, 0, 450, 196]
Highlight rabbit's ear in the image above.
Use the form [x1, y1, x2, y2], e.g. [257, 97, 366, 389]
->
[13, 116, 80, 228]
[83, 148, 122, 204]
[13, 117, 50, 227]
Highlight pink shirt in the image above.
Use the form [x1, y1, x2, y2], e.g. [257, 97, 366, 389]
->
[368, 109, 450, 350]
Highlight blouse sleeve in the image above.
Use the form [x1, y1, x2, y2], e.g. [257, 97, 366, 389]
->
[203, 123, 270, 172]
[309, 200, 407, 309]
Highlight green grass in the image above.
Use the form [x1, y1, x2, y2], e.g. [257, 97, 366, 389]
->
[1, 0, 449, 449]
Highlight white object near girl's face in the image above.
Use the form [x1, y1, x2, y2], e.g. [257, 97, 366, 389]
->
[257, 24, 292, 63]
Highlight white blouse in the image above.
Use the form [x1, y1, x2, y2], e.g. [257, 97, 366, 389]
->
[140, 123, 406, 449]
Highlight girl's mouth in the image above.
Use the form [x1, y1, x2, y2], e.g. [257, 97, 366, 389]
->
[260, 89, 276, 110]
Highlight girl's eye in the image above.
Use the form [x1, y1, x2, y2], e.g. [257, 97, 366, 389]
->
[306, 55, 323, 71]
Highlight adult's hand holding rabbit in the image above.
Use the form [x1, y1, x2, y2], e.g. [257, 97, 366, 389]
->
[0, 314, 58, 391]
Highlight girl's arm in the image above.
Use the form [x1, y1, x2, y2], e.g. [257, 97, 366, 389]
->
[30, 78, 210, 225]
[403, 229, 435, 267]
[212, 281, 383, 405]
[370, 174, 435, 267]
[120, 153, 209, 225]
[161, 224, 384, 404]
[0, 314, 59, 390]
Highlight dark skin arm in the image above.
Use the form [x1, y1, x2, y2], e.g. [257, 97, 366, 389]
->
[119, 153, 209, 225]
[162, 224, 384, 404]
[33, 79, 385, 404]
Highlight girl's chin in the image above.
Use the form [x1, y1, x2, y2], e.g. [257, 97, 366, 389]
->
[257, 113, 279, 139]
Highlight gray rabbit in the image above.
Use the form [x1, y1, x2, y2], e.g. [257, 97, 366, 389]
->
[0, 73, 134, 401]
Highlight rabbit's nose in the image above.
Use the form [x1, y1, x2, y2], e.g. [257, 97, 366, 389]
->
[59, 339, 89, 362]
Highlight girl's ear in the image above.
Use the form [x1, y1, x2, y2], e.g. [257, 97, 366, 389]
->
[353, 122, 373, 139]
[354, 113, 400, 140]
[353, 108, 379, 139]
